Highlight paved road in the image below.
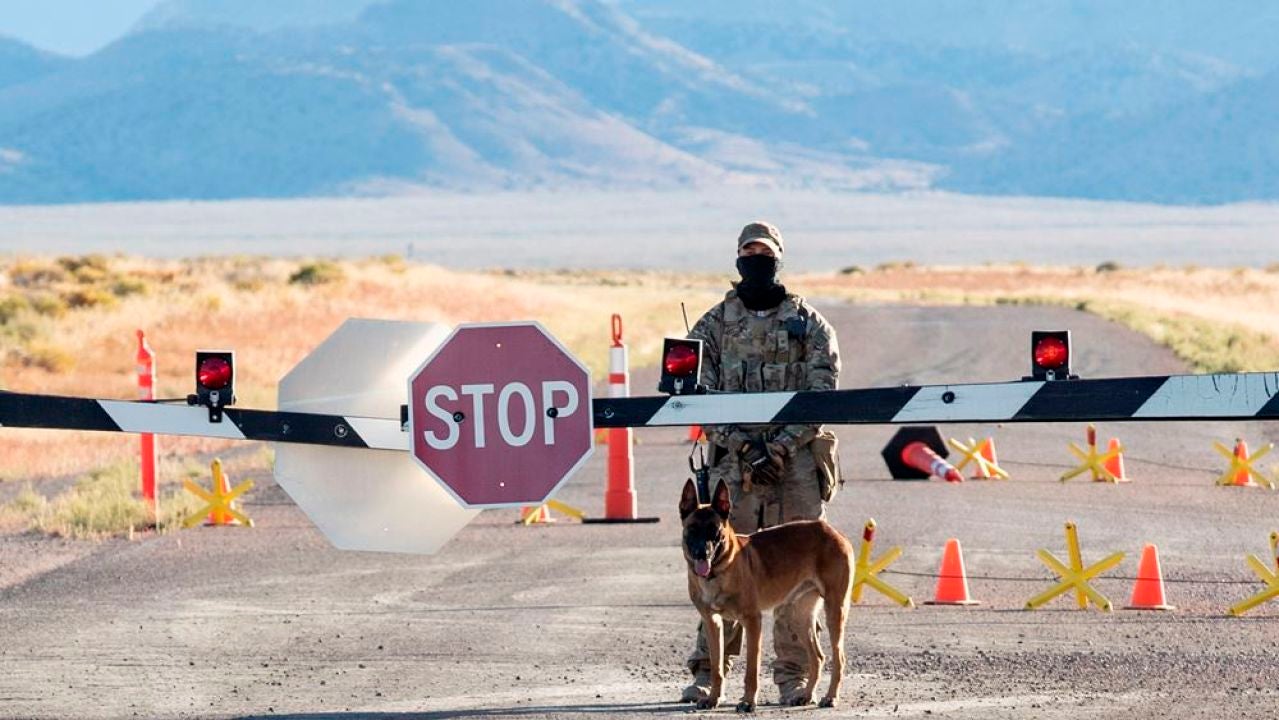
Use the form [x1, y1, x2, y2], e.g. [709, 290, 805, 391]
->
[3, 303, 1279, 719]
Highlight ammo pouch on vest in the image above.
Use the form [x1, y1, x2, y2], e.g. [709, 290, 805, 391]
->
[811, 429, 842, 502]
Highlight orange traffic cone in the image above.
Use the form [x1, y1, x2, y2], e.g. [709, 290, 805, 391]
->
[1232, 439, 1258, 487]
[1102, 438, 1129, 482]
[978, 438, 999, 478]
[1125, 543, 1174, 610]
[925, 538, 980, 605]
[519, 505, 552, 524]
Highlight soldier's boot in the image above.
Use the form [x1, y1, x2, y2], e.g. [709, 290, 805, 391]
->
[775, 589, 823, 706]
[777, 677, 814, 707]
[682, 617, 743, 703]
[679, 663, 712, 704]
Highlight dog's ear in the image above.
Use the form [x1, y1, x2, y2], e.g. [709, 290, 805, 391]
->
[679, 479, 699, 520]
[711, 480, 731, 520]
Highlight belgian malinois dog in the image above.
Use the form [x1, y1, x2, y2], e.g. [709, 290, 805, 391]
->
[679, 478, 854, 712]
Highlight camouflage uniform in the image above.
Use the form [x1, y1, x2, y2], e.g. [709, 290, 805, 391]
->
[684, 286, 841, 696]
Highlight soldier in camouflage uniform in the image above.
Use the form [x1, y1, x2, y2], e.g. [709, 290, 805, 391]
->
[680, 221, 842, 706]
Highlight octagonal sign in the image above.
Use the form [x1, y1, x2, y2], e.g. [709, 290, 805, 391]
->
[408, 322, 594, 508]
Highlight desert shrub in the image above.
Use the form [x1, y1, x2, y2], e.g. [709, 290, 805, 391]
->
[230, 276, 266, 292]
[380, 254, 408, 274]
[57, 254, 110, 274]
[0, 318, 41, 346]
[225, 265, 274, 292]
[71, 264, 108, 285]
[8, 260, 67, 287]
[5, 485, 48, 516]
[27, 293, 67, 318]
[875, 260, 916, 272]
[838, 265, 864, 275]
[289, 261, 345, 286]
[109, 276, 149, 298]
[1095, 261, 1122, 273]
[20, 340, 76, 373]
[30, 463, 150, 538]
[0, 294, 29, 323]
[62, 287, 118, 309]
[201, 294, 223, 311]
[10, 460, 215, 538]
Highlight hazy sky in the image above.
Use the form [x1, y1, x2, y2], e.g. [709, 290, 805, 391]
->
[0, 0, 162, 56]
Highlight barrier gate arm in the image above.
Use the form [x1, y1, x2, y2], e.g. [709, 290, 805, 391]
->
[594, 372, 1279, 428]
[0, 391, 403, 450]
[5, 371, 1279, 446]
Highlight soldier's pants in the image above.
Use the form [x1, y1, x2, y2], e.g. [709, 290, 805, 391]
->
[685, 446, 826, 688]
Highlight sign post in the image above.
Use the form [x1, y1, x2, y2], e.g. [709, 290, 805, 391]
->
[136, 330, 157, 520]
[408, 322, 594, 509]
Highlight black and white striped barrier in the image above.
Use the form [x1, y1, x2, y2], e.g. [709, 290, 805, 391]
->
[596, 372, 1279, 427]
[6, 372, 1279, 447]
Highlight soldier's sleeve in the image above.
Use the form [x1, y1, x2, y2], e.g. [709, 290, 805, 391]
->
[688, 303, 749, 455]
[774, 308, 840, 457]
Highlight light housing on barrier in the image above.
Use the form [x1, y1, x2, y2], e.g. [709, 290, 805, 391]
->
[188, 350, 236, 422]
[1030, 330, 1075, 381]
[658, 338, 703, 395]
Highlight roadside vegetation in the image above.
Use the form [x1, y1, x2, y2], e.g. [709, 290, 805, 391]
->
[0, 255, 722, 540]
[4, 255, 1279, 538]
[798, 263, 1279, 373]
[0, 459, 207, 538]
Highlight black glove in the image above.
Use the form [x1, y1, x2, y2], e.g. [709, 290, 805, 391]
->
[740, 438, 783, 485]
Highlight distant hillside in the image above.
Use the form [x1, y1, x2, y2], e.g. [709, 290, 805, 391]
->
[1, 0, 1278, 204]
[132, 0, 384, 33]
[0, 37, 70, 90]
[957, 68, 1279, 204]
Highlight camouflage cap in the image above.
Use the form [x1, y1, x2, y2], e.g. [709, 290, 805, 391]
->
[737, 221, 784, 257]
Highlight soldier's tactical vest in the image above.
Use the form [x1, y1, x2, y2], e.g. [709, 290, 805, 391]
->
[717, 296, 810, 394]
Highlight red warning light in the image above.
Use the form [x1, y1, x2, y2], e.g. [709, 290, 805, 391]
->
[198, 356, 233, 390]
[1033, 336, 1069, 370]
[1028, 331, 1074, 381]
[664, 345, 699, 377]
[658, 338, 703, 395]
[189, 350, 236, 422]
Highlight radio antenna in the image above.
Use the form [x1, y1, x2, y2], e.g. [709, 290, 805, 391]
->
[680, 302, 691, 334]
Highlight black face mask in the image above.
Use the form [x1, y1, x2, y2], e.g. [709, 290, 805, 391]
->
[735, 254, 786, 310]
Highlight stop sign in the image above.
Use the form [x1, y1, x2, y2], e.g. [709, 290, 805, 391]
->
[408, 322, 594, 508]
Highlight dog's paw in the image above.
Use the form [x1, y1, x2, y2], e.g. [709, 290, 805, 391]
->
[818, 696, 837, 708]
[696, 696, 720, 710]
[736, 700, 756, 713]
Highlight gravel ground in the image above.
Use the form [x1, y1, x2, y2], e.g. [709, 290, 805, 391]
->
[2, 303, 1279, 719]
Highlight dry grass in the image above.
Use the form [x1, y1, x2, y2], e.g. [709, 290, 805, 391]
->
[5, 255, 1279, 509]
[0, 448, 271, 538]
[0, 459, 202, 538]
[793, 264, 1279, 373]
[0, 256, 724, 483]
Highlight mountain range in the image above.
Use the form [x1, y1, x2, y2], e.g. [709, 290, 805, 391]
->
[1, 0, 1277, 204]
